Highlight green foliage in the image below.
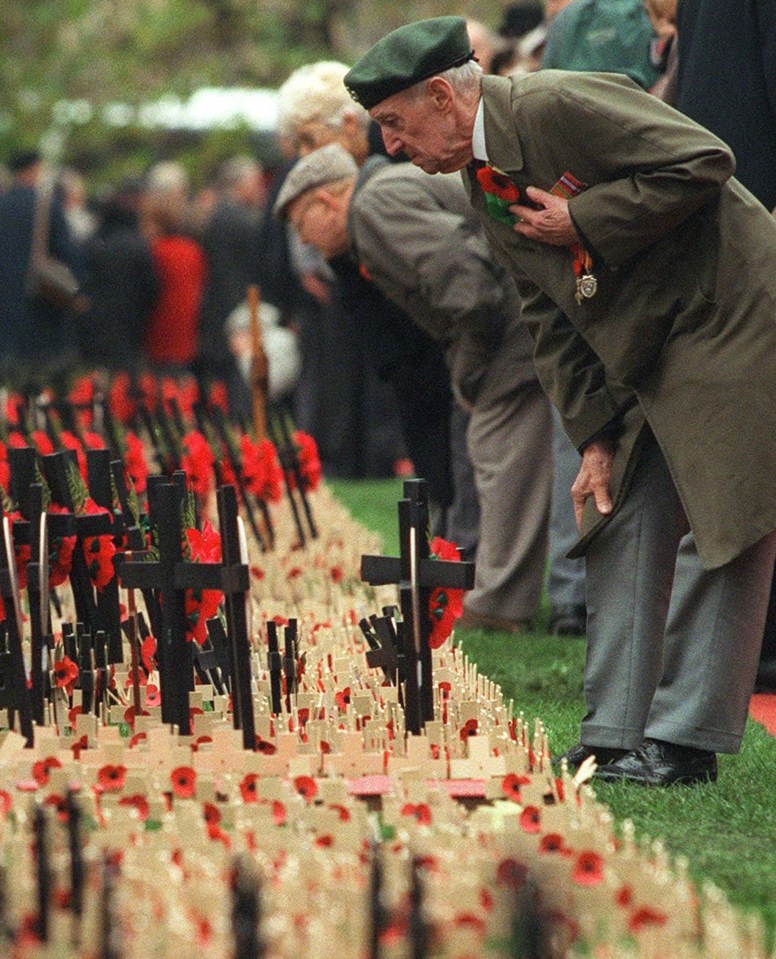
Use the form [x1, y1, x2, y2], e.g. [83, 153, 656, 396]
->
[0, 0, 507, 182]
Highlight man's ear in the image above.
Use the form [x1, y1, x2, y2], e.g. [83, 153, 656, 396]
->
[427, 76, 455, 111]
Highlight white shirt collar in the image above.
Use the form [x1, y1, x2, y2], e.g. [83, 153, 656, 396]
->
[472, 96, 489, 162]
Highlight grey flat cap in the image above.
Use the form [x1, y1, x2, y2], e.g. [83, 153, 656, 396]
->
[273, 143, 358, 220]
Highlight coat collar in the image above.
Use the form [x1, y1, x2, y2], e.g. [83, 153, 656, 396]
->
[480, 74, 524, 176]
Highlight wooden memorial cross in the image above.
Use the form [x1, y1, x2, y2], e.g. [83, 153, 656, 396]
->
[360, 479, 474, 733]
[359, 612, 401, 686]
[0, 514, 34, 745]
[41, 450, 111, 633]
[118, 478, 252, 741]
[86, 448, 124, 664]
[216, 483, 256, 750]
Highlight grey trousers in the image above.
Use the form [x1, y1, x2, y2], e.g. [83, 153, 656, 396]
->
[583, 430, 776, 754]
[464, 378, 553, 622]
[547, 408, 587, 610]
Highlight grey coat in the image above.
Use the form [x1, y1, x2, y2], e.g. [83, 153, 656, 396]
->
[348, 159, 536, 406]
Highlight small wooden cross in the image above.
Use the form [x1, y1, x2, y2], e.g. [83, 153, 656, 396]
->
[360, 479, 474, 734]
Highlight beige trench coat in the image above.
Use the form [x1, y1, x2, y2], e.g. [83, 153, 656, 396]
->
[467, 71, 776, 569]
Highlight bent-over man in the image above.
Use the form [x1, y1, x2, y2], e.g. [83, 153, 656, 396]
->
[274, 144, 554, 632]
[343, 16, 776, 785]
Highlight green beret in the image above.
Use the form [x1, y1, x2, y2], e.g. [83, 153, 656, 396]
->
[344, 16, 474, 111]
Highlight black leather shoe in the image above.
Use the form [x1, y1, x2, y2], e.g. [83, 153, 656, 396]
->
[595, 738, 717, 786]
[553, 741, 628, 771]
[549, 604, 587, 636]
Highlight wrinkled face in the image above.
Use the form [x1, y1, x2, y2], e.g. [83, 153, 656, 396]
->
[369, 83, 474, 174]
[287, 189, 349, 260]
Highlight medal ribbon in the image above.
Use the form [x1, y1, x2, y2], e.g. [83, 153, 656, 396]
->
[550, 172, 594, 298]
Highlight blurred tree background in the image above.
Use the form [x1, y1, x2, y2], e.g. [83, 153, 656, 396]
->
[0, 0, 508, 186]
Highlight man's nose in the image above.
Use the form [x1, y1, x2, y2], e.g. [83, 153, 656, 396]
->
[381, 129, 403, 156]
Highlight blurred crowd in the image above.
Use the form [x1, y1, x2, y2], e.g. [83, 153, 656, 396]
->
[1, 0, 775, 668]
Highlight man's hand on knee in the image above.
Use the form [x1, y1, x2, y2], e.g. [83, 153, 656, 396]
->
[571, 438, 615, 528]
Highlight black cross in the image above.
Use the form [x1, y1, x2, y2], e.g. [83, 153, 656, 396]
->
[117, 477, 252, 742]
[0, 527, 33, 746]
[360, 479, 474, 733]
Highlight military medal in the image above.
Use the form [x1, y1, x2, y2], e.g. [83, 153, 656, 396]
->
[548, 172, 597, 306]
[573, 246, 597, 305]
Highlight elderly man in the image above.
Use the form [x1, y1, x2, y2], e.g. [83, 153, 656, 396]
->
[278, 60, 479, 558]
[344, 16, 776, 785]
[274, 143, 553, 632]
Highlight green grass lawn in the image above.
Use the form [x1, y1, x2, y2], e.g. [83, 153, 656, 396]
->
[329, 477, 776, 944]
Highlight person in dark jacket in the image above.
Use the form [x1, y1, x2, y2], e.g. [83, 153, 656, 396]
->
[675, 0, 776, 689]
[0, 150, 78, 386]
[196, 156, 265, 385]
[78, 178, 159, 371]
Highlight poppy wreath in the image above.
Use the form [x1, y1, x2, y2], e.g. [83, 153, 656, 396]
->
[476, 164, 520, 226]
[427, 537, 465, 649]
[183, 520, 224, 645]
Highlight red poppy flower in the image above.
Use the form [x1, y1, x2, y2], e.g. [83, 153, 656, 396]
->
[496, 858, 529, 890]
[476, 165, 520, 202]
[203, 802, 221, 826]
[170, 766, 197, 799]
[207, 823, 231, 848]
[572, 851, 604, 886]
[616, 885, 633, 907]
[241, 436, 283, 502]
[71, 735, 89, 759]
[43, 793, 69, 823]
[315, 834, 334, 848]
[293, 775, 318, 803]
[328, 803, 351, 823]
[454, 913, 487, 935]
[335, 688, 351, 711]
[129, 732, 147, 749]
[141, 636, 157, 673]
[123, 432, 148, 495]
[292, 431, 321, 492]
[32, 756, 62, 787]
[208, 380, 229, 413]
[539, 833, 566, 854]
[239, 774, 259, 804]
[330, 566, 343, 583]
[479, 888, 494, 913]
[400, 803, 432, 826]
[180, 430, 215, 498]
[272, 801, 287, 826]
[119, 793, 150, 822]
[255, 738, 276, 755]
[145, 684, 161, 708]
[107, 372, 136, 425]
[519, 806, 541, 834]
[97, 765, 127, 792]
[32, 430, 55, 456]
[0, 790, 11, 817]
[319, 740, 331, 754]
[629, 906, 668, 933]
[501, 773, 530, 802]
[460, 718, 478, 740]
[52, 656, 79, 691]
[427, 538, 465, 648]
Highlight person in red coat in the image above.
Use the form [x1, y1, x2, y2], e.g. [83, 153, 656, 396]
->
[142, 164, 206, 372]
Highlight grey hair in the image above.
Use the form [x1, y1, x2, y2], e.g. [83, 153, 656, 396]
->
[400, 58, 483, 104]
[216, 155, 262, 192]
[277, 61, 370, 139]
